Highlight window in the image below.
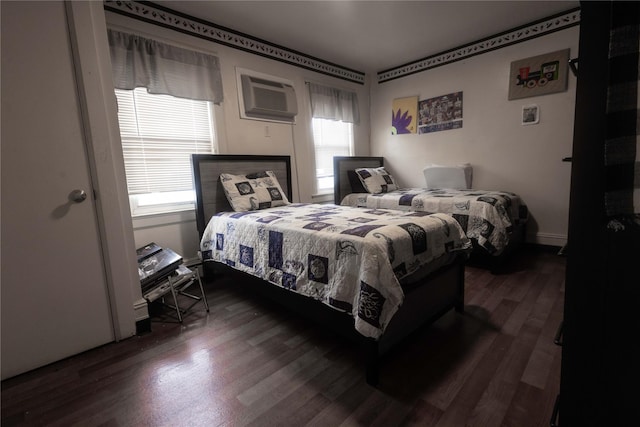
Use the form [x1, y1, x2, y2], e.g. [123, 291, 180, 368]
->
[115, 88, 216, 216]
[311, 117, 353, 193]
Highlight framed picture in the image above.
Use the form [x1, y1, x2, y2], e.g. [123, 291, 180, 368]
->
[391, 96, 418, 134]
[508, 49, 570, 100]
[522, 104, 539, 125]
[418, 92, 463, 134]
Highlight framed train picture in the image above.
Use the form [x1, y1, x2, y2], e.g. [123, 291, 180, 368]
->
[508, 49, 570, 100]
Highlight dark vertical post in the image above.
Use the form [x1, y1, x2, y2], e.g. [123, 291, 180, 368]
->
[562, 1, 611, 425]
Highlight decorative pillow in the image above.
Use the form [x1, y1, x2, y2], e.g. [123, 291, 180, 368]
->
[355, 167, 399, 194]
[347, 170, 368, 193]
[422, 163, 473, 189]
[220, 170, 289, 212]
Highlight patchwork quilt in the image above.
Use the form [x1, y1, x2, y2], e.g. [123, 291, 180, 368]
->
[341, 188, 528, 255]
[200, 203, 471, 339]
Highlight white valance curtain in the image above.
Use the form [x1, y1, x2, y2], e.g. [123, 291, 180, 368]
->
[307, 82, 360, 124]
[107, 29, 223, 103]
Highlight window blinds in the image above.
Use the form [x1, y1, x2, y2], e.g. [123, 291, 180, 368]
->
[311, 118, 353, 191]
[307, 83, 357, 192]
[115, 88, 214, 195]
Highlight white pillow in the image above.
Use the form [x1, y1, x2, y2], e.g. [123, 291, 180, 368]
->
[423, 163, 473, 189]
[220, 170, 290, 212]
[355, 167, 399, 194]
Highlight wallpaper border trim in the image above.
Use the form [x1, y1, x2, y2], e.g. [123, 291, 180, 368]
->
[103, 0, 367, 85]
[103, 1, 580, 86]
[377, 7, 581, 84]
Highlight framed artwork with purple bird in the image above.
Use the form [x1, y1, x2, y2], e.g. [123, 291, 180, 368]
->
[391, 96, 418, 134]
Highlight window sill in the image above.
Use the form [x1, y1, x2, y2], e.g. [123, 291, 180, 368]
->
[132, 208, 196, 230]
[311, 192, 334, 204]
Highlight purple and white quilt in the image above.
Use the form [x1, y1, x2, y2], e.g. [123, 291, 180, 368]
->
[341, 188, 528, 255]
[200, 203, 471, 339]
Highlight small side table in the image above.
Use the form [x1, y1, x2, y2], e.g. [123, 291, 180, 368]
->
[143, 264, 209, 322]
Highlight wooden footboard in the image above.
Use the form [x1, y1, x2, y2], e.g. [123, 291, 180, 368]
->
[206, 254, 465, 386]
[366, 255, 465, 384]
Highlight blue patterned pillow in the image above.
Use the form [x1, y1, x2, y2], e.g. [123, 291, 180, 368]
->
[355, 167, 398, 194]
[220, 170, 290, 212]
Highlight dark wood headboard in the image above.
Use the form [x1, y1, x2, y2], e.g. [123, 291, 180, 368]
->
[191, 154, 293, 238]
[333, 156, 384, 204]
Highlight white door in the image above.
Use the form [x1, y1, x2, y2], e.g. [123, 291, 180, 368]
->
[1, 1, 115, 379]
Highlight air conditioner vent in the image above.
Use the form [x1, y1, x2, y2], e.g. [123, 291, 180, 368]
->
[249, 77, 285, 88]
[239, 73, 298, 122]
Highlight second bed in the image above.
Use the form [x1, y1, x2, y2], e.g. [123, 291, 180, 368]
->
[334, 156, 528, 268]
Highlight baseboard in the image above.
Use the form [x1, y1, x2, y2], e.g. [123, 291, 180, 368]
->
[134, 298, 150, 335]
[530, 232, 567, 247]
[184, 256, 201, 267]
[136, 317, 151, 335]
[523, 242, 563, 253]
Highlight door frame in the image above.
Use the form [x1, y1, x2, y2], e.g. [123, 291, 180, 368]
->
[65, 1, 145, 339]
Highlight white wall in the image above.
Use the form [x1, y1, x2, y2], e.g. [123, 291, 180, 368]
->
[107, 12, 577, 254]
[370, 27, 579, 247]
[106, 12, 371, 261]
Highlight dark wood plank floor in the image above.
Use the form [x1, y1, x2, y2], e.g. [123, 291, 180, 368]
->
[1, 248, 565, 427]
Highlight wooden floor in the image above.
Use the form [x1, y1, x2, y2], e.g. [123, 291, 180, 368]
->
[1, 248, 565, 427]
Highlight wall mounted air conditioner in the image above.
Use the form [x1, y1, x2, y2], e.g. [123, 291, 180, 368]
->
[238, 71, 298, 123]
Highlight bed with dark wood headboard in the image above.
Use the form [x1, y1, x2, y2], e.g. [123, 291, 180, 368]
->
[192, 154, 293, 237]
[192, 154, 469, 385]
[333, 156, 385, 205]
[334, 156, 528, 271]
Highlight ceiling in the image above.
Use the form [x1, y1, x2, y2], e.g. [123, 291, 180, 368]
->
[157, 1, 579, 74]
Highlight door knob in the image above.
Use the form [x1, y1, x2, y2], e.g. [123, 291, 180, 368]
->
[70, 189, 87, 203]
